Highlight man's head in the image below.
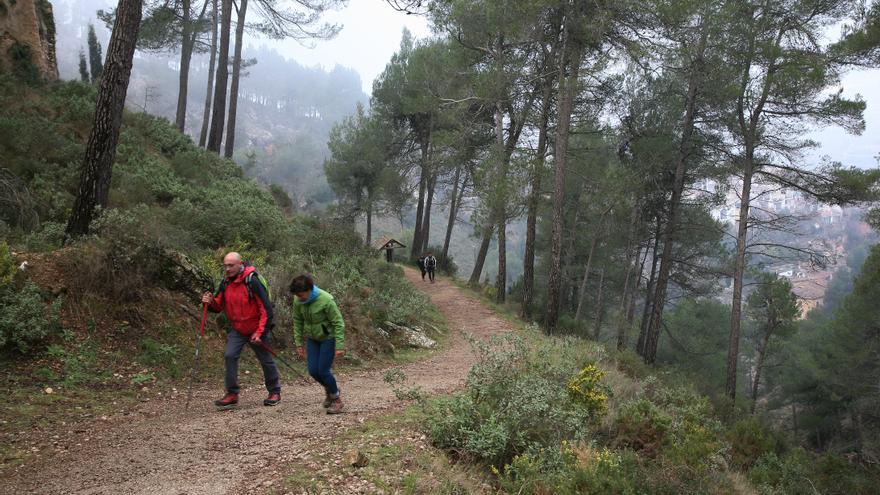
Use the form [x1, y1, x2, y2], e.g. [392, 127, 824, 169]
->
[289, 274, 315, 301]
[223, 252, 244, 279]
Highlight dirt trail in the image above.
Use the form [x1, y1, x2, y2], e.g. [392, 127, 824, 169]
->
[2, 267, 513, 495]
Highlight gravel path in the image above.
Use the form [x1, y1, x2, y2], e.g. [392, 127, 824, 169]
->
[2, 267, 513, 495]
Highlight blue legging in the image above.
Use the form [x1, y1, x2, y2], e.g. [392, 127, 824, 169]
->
[306, 338, 338, 396]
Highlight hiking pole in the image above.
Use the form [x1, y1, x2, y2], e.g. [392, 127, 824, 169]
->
[185, 303, 209, 410]
[257, 341, 311, 384]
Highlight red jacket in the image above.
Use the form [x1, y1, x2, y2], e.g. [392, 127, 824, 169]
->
[208, 265, 270, 338]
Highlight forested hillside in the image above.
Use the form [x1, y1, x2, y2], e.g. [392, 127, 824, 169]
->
[4, 0, 880, 492]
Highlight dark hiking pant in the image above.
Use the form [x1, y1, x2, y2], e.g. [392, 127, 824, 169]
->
[224, 330, 281, 394]
[427, 269, 435, 282]
[306, 338, 339, 396]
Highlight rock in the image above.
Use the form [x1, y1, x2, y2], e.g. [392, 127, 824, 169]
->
[345, 449, 369, 468]
[44, 387, 53, 394]
[383, 321, 437, 349]
[404, 329, 437, 349]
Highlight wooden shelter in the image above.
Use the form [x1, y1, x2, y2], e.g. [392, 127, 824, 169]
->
[372, 236, 407, 262]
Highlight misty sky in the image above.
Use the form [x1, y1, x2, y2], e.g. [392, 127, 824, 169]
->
[259, 1, 878, 170]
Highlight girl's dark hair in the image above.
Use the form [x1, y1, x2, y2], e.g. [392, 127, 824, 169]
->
[289, 274, 314, 293]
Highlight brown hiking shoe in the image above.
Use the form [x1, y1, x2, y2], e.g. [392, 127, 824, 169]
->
[322, 392, 332, 408]
[326, 396, 343, 414]
[214, 392, 238, 410]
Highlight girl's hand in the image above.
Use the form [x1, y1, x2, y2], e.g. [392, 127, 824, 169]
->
[335, 349, 345, 359]
[296, 346, 305, 359]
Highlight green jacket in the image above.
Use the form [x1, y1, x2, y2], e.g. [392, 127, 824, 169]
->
[292, 288, 345, 349]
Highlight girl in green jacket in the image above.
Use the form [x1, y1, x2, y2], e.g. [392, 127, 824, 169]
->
[290, 274, 345, 414]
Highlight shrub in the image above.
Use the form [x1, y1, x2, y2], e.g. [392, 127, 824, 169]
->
[126, 112, 193, 156]
[0, 243, 64, 355]
[748, 449, 812, 494]
[0, 241, 14, 285]
[614, 398, 671, 457]
[7, 42, 40, 84]
[0, 280, 63, 352]
[568, 364, 611, 416]
[23, 221, 66, 251]
[425, 334, 602, 468]
[728, 418, 784, 469]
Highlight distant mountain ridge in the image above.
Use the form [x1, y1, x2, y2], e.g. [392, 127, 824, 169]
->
[50, 0, 368, 209]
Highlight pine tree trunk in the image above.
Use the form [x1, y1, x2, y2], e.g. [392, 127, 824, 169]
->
[619, 206, 641, 314]
[574, 235, 599, 322]
[366, 205, 372, 247]
[420, 171, 436, 253]
[522, 86, 551, 317]
[223, 0, 247, 159]
[206, 0, 232, 153]
[65, 0, 142, 238]
[175, 0, 193, 132]
[750, 329, 771, 414]
[545, 38, 581, 334]
[494, 99, 507, 304]
[469, 226, 493, 287]
[410, 143, 428, 259]
[642, 29, 708, 364]
[629, 239, 650, 325]
[496, 219, 506, 303]
[592, 268, 605, 340]
[442, 165, 461, 260]
[636, 223, 661, 356]
[728, 164, 754, 399]
[198, 0, 218, 148]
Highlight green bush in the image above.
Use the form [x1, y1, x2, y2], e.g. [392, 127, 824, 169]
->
[127, 113, 193, 156]
[23, 221, 66, 251]
[749, 449, 812, 494]
[425, 334, 600, 468]
[0, 280, 63, 352]
[614, 398, 671, 457]
[749, 449, 877, 495]
[47, 80, 97, 124]
[728, 418, 784, 469]
[0, 241, 14, 285]
[114, 154, 187, 205]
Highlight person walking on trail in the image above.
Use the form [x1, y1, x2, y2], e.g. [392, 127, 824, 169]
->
[417, 254, 427, 281]
[424, 252, 438, 283]
[202, 252, 281, 410]
[290, 274, 346, 414]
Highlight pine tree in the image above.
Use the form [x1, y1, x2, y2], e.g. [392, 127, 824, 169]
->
[78, 49, 89, 82]
[86, 23, 103, 82]
[66, 0, 143, 238]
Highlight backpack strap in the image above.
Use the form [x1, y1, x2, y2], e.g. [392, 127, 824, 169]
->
[244, 272, 255, 300]
[216, 278, 229, 296]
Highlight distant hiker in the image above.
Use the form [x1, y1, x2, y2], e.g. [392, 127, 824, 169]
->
[202, 252, 280, 410]
[417, 254, 427, 280]
[290, 274, 346, 414]
[425, 252, 438, 283]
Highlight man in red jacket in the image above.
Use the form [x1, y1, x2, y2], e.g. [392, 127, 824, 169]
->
[201, 252, 280, 409]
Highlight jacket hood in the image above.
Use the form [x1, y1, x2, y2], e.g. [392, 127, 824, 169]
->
[296, 285, 321, 305]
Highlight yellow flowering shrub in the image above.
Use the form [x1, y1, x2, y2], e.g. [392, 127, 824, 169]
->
[567, 363, 610, 417]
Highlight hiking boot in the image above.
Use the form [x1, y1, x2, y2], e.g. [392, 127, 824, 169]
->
[326, 396, 343, 415]
[322, 392, 332, 408]
[264, 392, 281, 406]
[214, 392, 238, 410]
